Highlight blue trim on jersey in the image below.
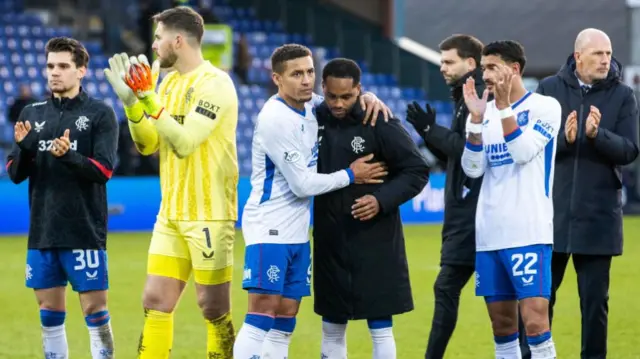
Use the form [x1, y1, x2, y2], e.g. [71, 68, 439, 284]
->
[465, 141, 483, 152]
[276, 96, 306, 116]
[511, 91, 532, 109]
[543, 139, 554, 197]
[260, 155, 275, 204]
[345, 168, 355, 183]
[504, 128, 523, 142]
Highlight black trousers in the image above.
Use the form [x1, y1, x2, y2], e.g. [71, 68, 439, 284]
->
[425, 264, 474, 359]
[520, 252, 612, 359]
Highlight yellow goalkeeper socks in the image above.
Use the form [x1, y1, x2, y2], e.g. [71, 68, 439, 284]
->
[206, 312, 235, 358]
[137, 309, 174, 359]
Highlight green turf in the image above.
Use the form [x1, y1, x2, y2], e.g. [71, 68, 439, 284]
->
[2, 218, 640, 358]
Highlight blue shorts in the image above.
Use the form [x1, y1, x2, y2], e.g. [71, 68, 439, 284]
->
[241, 242, 311, 301]
[26, 249, 109, 292]
[475, 244, 552, 302]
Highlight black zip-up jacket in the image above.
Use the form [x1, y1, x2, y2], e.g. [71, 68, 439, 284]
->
[420, 69, 484, 266]
[537, 55, 639, 256]
[312, 101, 429, 320]
[6, 90, 119, 250]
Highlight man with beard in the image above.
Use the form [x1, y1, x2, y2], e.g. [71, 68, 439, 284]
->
[405, 34, 486, 359]
[6, 37, 118, 359]
[104, 6, 239, 358]
[528, 28, 639, 359]
[313, 58, 429, 359]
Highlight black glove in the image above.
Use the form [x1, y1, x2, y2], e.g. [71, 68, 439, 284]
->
[406, 101, 436, 133]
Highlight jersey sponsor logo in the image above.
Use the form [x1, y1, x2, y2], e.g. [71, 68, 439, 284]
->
[485, 142, 513, 167]
[39, 139, 78, 152]
[516, 110, 530, 127]
[196, 99, 220, 120]
[533, 119, 554, 140]
[34, 121, 46, 133]
[284, 150, 301, 163]
[351, 136, 365, 153]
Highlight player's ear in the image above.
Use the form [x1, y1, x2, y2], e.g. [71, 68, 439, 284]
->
[77, 66, 87, 80]
[271, 72, 281, 88]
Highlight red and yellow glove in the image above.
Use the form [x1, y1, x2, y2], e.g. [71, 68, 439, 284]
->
[124, 55, 163, 118]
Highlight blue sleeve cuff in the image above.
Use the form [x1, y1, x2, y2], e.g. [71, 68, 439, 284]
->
[504, 128, 523, 142]
[345, 168, 355, 183]
[465, 141, 483, 152]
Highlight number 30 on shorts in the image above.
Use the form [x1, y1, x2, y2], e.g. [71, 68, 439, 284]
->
[73, 249, 100, 271]
[510, 252, 538, 277]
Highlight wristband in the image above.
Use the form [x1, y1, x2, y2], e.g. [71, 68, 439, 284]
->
[467, 122, 483, 134]
[498, 107, 514, 119]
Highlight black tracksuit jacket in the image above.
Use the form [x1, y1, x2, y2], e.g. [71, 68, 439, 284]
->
[6, 90, 119, 250]
[312, 102, 429, 320]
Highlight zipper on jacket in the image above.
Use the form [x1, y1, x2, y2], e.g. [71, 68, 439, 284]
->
[567, 102, 584, 252]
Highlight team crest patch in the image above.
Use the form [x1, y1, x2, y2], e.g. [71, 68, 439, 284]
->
[516, 110, 530, 127]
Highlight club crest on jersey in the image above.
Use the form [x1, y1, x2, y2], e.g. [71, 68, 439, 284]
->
[516, 110, 530, 127]
[284, 150, 301, 163]
[34, 121, 46, 133]
[351, 136, 365, 154]
[76, 116, 89, 132]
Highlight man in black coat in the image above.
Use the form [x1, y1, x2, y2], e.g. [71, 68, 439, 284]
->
[405, 34, 488, 359]
[313, 58, 429, 359]
[529, 28, 639, 359]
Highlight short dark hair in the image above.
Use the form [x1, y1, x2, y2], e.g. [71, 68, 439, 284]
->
[45, 37, 89, 68]
[271, 44, 312, 74]
[439, 34, 484, 67]
[482, 40, 527, 74]
[322, 58, 361, 85]
[152, 6, 204, 44]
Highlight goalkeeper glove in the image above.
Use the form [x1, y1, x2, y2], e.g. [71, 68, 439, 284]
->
[104, 53, 138, 107]
[124, 55, 163, 118]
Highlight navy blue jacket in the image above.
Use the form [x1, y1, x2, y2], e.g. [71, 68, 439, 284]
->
[6, 90, 118, 250]
[537, 55, 639, 255]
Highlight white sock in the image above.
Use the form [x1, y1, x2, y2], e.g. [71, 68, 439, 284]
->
[370, 327, 396, 359]
[233, 322, 271, 358]
[262, 330, 292, 358]
[495, 335, 522, 359]
[85, 310, 114, 359]
[321, 319, 347, 359]
[529, 332, 556, 359]
[88, 323, 115, 358]
[42, 324, 69, 359]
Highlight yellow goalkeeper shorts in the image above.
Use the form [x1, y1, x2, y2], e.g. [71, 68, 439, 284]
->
[147, 217, 235, 285]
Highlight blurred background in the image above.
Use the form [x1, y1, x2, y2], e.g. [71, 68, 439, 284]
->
[1, 0, 640, 214]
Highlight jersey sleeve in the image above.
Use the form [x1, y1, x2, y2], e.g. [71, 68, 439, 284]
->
[259, 114, 353, 198]
[153, 74, 237, 158]
[504, 98, 561, 164]
[126, 101, 159, 156]
[461, 114, 487, 178]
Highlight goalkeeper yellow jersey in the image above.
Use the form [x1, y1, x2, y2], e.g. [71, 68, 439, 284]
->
[130, 61, 239, 221]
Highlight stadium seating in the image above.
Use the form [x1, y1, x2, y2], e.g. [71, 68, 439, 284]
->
[0, 0, 454, 177]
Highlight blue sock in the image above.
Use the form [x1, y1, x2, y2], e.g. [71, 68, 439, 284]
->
[527, 331, 551, 345]
[245, 313, 275, 331]
[85, 310, 111, 327]
[367, 316, 392, 329]
[40, 309, 65, 327]
[40, 309, 68, 358]
[273, 316, 296, 333]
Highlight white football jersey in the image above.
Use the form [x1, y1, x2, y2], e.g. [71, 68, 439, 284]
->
[242, 95, 354, 246]
[461, 92, 562, 251]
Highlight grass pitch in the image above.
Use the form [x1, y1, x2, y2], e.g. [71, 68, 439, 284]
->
[2, 219, 640, 358]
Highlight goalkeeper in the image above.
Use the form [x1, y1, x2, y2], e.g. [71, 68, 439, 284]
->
[104, 6, 238, 359]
